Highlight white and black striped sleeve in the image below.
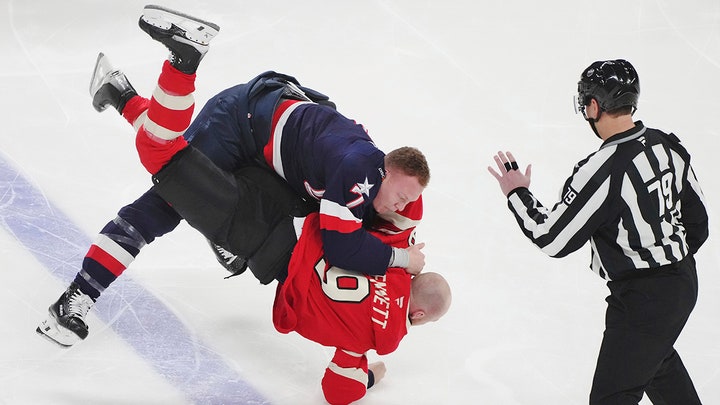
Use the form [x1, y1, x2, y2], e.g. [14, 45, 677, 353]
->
[506, 146, 618, 258]
[680, 164, 709, 254]
[505, 124, 708, 280]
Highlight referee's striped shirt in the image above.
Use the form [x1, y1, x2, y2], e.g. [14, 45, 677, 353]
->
[507, 121, 709, 281]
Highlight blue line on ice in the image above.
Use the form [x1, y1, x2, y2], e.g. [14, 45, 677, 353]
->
[0, 154, 268, 404]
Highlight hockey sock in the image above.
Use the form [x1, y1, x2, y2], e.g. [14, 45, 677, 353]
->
[73, 216, 147, 300]
[122, 96, 151, 133]
[136, 60, 196, 174]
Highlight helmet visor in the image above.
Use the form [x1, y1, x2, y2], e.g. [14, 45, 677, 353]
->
[575, 81, 594, 118]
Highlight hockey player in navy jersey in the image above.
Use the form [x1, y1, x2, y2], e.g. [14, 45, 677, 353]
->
[36, 7, 450, 403]
[38, 5, 429, 348]
[489, 60, 707, 404]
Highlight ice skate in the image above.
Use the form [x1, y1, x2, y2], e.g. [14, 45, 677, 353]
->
[89, 52, 138, 113]
[138, 5, 220, 74]
[36, 282, 95, 347]
[208, 239, 248, 278]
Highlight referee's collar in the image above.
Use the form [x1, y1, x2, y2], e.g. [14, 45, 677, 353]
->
[600, 121, 646, 149]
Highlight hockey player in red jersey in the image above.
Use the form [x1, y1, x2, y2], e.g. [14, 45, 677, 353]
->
[38, 5, 451, 403]
[274, 203, 451, 405]
[38, 4, 430, 347]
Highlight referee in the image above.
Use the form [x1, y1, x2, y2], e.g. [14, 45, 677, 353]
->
[488, 59, 708, 404]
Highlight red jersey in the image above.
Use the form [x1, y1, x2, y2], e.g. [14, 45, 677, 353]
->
[272, 198, 422, 405]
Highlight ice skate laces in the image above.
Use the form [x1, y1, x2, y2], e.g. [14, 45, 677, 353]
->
[214, 244, 238, 265]
[66, 288, 94, 320]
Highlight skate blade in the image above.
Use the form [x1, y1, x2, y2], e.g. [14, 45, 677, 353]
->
[36, 315, 80, 347]
[88, 52, 116, 97]
[141, 5, 220, 45]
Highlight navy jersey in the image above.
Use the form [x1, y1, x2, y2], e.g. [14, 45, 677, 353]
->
[264, 100, 392, 275]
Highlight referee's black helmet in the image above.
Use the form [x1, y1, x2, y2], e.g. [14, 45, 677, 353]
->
[577, 59, 640, 115]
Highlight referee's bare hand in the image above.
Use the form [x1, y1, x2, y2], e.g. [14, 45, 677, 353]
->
[487, 151, 532, 196]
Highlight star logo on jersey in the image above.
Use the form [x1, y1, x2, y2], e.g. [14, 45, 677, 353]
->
[351, 177, 374, 197]
[347, 177, 375, 209]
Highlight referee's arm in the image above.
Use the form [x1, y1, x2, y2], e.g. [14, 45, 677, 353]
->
[681, 166, 709, 254]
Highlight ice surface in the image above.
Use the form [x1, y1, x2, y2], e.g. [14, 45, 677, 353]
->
[1, 0, 719, 404]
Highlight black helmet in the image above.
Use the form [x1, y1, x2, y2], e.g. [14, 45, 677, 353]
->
[576, 59, 639, 116]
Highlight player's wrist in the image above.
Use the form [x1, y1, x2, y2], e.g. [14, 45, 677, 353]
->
[389, 247, 409, 268]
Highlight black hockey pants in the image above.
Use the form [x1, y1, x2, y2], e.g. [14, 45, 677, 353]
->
[589, 255, 701, 405]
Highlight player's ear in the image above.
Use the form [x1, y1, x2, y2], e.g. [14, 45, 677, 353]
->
[409, 310, 425, 325]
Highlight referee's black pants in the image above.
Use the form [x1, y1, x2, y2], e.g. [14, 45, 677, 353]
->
[589, 256, 701, 405]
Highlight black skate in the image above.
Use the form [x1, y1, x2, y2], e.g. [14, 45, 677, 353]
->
[89, 52, 138, 113]
[36, 282, 95, 347]
[138, 5, 220, 74]
[208, 240, 248, 278]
